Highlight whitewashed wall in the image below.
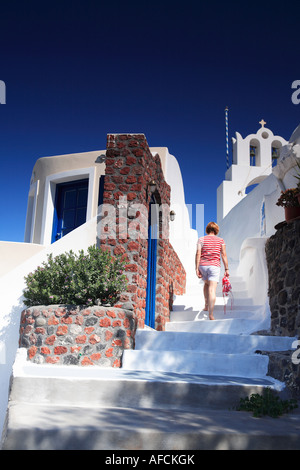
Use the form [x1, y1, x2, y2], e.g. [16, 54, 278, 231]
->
[0, 217, 98, 437]
[164, 149, 199, 286]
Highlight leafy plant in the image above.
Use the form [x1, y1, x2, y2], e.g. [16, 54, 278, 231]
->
[276, 188, 300, 208]
[23, 245, 128, 307]
[236, 388, 298, 418]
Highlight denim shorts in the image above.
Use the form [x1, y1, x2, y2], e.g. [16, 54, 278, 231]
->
[199, 265, 221, 282]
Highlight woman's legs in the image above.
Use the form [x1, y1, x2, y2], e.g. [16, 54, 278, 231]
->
[203, 283, 208, 311]
[199, 266, 219, 319]
[205, 280, 218, 320]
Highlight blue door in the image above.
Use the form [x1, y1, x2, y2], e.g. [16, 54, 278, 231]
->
[51, 179, 89, 243]
[145, 198, 158, 328]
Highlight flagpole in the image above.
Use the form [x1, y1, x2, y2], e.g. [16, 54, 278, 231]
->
[225, 106, 229, 169]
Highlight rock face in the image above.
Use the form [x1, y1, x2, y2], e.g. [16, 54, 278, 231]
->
[265, 219, 300, 397]
[265, 219, 300, 337]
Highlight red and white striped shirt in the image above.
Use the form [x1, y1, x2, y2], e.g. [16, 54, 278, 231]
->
[197, 235, 225, 267]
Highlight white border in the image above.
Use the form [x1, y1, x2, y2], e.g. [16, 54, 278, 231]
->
[40, 167, 96, 246]
[24, 180, 39, 243]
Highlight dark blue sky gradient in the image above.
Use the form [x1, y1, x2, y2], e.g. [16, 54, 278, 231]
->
[0, 0, 299, 241]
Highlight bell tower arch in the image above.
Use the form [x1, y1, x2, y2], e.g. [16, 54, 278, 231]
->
[217, 121, 288, 223]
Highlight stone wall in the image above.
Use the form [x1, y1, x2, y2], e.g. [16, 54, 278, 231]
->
[99, 133, 186, 330]
[19, 305, 136, 366]
[265, 219, 300, 337]
[265, 218, 300, 397]
[267, 350, 300, 398]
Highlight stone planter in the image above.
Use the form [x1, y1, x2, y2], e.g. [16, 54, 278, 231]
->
[284, 206, 300, 222]
[19, 304, 137, 366]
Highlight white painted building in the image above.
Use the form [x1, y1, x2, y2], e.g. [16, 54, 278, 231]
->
[217, 122, 300, 307]
[217, 121, 288, 224]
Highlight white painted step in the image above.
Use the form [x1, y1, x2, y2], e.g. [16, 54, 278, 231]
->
[215, 290, 249, 299]
[186, 276, 247, 294]
[122, 350, 269, 378]
[165, 318, 261, 335]
[172, 295, 254, 311]
[134, 329, 296, 355]
[10, 350, 284, 413]
[170, 306, 260, 322]
[175, 284, 247, 299]
[175, 277, 251, 313]
[6, 397, 300, 450]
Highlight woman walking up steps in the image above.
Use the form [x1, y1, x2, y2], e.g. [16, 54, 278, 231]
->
[195, 222, 229, 320]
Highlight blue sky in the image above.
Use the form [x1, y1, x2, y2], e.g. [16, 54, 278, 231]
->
[0, 0, 299, 242]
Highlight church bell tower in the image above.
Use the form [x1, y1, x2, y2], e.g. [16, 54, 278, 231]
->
[217, 120, 288, 223]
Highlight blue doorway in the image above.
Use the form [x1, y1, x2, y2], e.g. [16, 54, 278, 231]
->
[145, 197, 158, 328]
[51, 179, 89, 243]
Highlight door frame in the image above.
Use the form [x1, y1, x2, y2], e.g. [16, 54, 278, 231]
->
[145, 196, 158, 329]
[40, 167, 95, 245]
[51, 178, 89, 243]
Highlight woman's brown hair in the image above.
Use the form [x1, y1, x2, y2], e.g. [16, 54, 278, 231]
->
[206, 222, 219, 235]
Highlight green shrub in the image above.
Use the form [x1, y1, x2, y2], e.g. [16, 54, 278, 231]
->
[23, 245, 128, 307]
[237, 387, 298, 418]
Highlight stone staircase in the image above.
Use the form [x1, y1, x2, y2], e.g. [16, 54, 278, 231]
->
[122, 275, 296, 391]
[2, 274, 300, 450]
